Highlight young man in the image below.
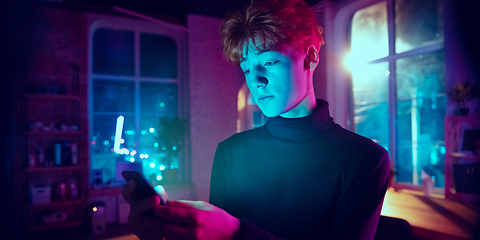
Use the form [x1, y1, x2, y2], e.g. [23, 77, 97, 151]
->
[123, 0, 390, 239]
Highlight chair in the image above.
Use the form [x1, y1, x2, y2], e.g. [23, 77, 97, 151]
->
[374, 216, 413, 240]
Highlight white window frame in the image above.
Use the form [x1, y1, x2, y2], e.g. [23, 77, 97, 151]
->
[328, 0, 445, 192]
[87, 13, 190, 185]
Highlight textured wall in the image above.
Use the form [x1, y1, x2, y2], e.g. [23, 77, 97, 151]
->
[187, 14, 244, 201]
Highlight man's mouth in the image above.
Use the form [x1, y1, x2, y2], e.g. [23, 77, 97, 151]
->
[258, 95, 274, 101]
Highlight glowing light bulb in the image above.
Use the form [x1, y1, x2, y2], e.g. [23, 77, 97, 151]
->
[114, 116, 129, 155]
[93, 207, 97, 212]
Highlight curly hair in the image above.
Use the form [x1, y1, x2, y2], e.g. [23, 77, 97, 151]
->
[221, 0, 324, 66]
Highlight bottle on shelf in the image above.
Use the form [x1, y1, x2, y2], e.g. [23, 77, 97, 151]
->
[37, 148, 45, 167]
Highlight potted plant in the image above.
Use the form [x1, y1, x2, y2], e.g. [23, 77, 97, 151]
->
[447, 82, 479, 115]
[155, 117, 188, 183]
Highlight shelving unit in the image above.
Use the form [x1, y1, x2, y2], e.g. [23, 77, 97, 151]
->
[17, 64, 89, 231]
[24, 165, 86, 173]
[444, 115, 480, 203]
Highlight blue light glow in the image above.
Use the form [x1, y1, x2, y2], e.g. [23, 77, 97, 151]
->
[440, 146, 446, 154]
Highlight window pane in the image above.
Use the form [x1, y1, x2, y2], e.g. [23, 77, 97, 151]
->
[139, 116, 161, 151]
[351, 1, 388, 63]
[140, 33, 177, 78]
[395, 51, 446, 188]
[140, 82, 178, 117]
[91, 114, 136, 184]
[93, 80, 134, 112]
[139, 117, 181, 182]
[352, 62, 390, 150]
[395, 0, 444, 53]
[93, 28, 134, 75]
[140, 82, 180, 182]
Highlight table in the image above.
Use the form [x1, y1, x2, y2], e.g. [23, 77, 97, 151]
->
[381, 189, 479, 240]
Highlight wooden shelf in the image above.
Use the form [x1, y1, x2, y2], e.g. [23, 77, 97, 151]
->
[24, 94, 80, 101]
[25, 165, 86, 173]
[28, 220, 83, 231]
[89, 187, 124, 197]
[24, 131, 82, 136]
[449, 152, 480, 160]
[26, 198, 85, 209]
[445, 115, 480, 203]
[18, 64, 87, 232]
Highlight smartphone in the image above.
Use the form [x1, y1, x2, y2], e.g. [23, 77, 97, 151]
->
[122, 170, 168, 206]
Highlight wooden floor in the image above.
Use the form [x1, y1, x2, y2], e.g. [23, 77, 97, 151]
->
[38, 189, 479, 240]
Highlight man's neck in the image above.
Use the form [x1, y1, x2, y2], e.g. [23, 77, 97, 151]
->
[279, 94, 317, 118]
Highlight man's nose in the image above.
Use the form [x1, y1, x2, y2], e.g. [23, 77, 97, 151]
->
[252, 66, 268, 88]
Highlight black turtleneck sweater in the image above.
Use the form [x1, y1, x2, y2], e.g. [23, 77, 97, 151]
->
[209, 100, 390, 240]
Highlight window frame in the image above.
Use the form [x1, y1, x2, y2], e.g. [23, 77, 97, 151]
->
[329, 0, 445, 192]
[87, 13, 190, 186]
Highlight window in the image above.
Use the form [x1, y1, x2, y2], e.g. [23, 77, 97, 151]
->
[345, 0, 445, 190]
[237, 83, 268, 132]
[88, 14, 188, 186]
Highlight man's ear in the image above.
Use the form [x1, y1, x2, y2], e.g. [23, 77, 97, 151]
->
[305, 45, 318, 71]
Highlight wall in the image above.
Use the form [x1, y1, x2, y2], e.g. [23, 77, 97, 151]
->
[444, 0, 480, 114]
[312, 1, 329, 102]
[187, 14, 245, 201]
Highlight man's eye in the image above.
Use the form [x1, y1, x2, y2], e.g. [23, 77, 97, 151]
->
[264, 61, 279, 66]
[243, 69, 251, 74]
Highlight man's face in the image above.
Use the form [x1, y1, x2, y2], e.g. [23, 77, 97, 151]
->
[240, 44, 309, 118]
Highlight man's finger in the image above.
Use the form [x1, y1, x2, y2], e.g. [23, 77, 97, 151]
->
[154, 185, 169, 202]
[153, 203, 198, 225]
[168, 200, 212, 210]
[130, 195, 161, 217]
[162, 223, 191, 239]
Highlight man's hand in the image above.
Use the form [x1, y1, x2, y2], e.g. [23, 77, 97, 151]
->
[154, 200, 241, 240]
[122, 180, 240, 240]
[123, 180, 168, 240]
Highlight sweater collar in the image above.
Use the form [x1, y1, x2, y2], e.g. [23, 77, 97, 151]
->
[265, 99, 335, 140]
